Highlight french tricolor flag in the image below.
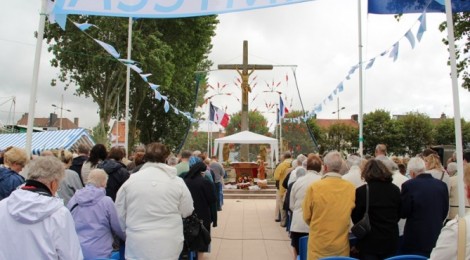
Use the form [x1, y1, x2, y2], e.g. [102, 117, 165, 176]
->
[279, 97, 289, 118]
[209, 102, 230, 128]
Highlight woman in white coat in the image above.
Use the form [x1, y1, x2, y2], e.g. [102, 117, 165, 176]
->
[289, 155, 323, 259]
[116, 143, 194, 260]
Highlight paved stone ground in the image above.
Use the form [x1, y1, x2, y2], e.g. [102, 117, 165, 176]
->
[204, 199, 293, 260]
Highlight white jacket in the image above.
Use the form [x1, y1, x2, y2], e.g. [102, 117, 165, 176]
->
[116, 162, 194, 260]
[289, 170, 322, 233]
[342, 165, 366, 188]
[431, 213, 470, 259]
[0, 189, 83, 259]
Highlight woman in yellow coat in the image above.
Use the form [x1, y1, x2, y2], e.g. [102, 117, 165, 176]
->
[303, 151, 355, 260]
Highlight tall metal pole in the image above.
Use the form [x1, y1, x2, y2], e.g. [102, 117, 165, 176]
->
[25, 0, 47, 157]
[59, 94, 63, 130]
[357, 0, 364, 157]
[124, 17, 133, 154]
[443, 0, 465, 218]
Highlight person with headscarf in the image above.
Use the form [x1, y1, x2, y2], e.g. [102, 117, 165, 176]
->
[184, 161, 217, 259]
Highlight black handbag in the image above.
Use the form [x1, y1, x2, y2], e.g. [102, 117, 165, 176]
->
[351, 184, 371, 239]
[183, 212, 211, 250]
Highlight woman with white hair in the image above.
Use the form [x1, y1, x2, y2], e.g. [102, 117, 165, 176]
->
[67, 169, 125, 260]
[0, 156, 82, 259]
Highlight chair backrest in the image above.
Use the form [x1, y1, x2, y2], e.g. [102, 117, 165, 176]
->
[319, 257, 359, 260]
[298, 236, 308, 260]
[384, 255, 428, 260]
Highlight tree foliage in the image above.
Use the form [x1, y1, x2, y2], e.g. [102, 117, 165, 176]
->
[322, 123, 359, 153]
[279, 111, 318, 155]
[44, 16, 218, 151]
[363, 110, 399, 155]
[433, 118, 470, 147]
[395, 112, 434, 156]
[225, 110, 269, 136]
[439, 13, 470, 90]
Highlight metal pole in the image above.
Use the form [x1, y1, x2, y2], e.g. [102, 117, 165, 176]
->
[25, 0, 47, 157]
[444, 0, 465, 218]
[60, 94, 63, 130]
[357, 0, 364, 157]
[125, 17, 133, 154]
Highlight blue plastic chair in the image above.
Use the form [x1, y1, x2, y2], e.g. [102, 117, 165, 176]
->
[384, 255, 428, 260]
[296, 235, 308, 260]
[319, 257, 359, 260]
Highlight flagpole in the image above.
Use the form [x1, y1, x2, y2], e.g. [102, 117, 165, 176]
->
[279, 97, 283, 156]
[25, 0, 47, 157]
[124, 17, 133, 154]
[443, 0, 465, 218]
[357, 0, 364, 158]
[207, 103, 211, 157]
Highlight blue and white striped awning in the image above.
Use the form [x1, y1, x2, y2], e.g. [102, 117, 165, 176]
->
[0, 128, 95, 155]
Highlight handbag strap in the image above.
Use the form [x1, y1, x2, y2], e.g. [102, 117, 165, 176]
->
[365, 184, 369, 214]
[458, 217, 467, 260]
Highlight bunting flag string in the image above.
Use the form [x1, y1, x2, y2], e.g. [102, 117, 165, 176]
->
[306, 8, 430, 119]
[54, 17, 198, 123]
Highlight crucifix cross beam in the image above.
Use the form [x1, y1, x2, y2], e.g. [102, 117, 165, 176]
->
[217, 40, 273, 161]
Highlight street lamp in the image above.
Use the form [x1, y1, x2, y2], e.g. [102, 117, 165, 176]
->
[332, 97, 345, 120]
[52, 94, 71, 130]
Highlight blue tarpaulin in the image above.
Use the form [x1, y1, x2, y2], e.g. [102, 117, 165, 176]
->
[0, 128, 95, 155]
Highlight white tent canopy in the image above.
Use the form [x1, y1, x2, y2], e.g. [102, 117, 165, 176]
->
[213, 131, 279, 165]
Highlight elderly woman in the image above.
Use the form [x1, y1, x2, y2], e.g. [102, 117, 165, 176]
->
[289, 155, 323, 259]
[351, 159, 401, 259]
[0, 156, 82, 259]
[116, 142, 193, 260]
[0, 147, 28, 200]
[68, 169, 125, 260]
[57, 150, 83, 205]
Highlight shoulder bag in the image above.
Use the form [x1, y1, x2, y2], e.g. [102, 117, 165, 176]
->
[183, 212, 211, 250]
[351, 184, 371, 239]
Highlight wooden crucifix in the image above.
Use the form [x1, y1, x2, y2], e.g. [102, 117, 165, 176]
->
[218, 40, 273, 161]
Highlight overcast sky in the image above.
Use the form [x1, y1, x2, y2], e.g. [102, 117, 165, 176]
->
[1, 0, 469, 131]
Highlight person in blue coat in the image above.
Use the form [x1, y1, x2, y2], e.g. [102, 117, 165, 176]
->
[400, 157, 449, 257]
[0, 147, 28, 200]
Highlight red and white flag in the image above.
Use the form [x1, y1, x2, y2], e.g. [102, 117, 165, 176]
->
[209, 102, 230, 127]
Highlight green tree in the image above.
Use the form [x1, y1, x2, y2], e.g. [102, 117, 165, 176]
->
[433, 118, 470, 146]
[225, 110, 269, 136]
[280, 111, 318, 155]
[439, 13, 470, 90]
[44, 16, 218, 151]
[395, 112, 434, 156]
[363, 110, 399, 155]
[305, 118, 326, 154]
[182, 131, 209, 152]
[323, 123, 359, 153]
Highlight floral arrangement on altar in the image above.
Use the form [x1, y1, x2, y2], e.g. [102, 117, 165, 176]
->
[237, 175, 253, 190]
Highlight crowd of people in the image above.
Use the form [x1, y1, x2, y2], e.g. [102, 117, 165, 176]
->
[2, 141, 470, 260]
[0, 143, 225, 260]
[274, 144, 470, 260]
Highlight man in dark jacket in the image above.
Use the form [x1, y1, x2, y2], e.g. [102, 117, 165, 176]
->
[70, 144, 89, 185]
[401, 157, 449, 257]
[98, 146, 129, 201]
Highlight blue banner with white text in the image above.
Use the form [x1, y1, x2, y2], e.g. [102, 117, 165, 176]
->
[54, 0, 314, 18]
[368, 0, 470, 14]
